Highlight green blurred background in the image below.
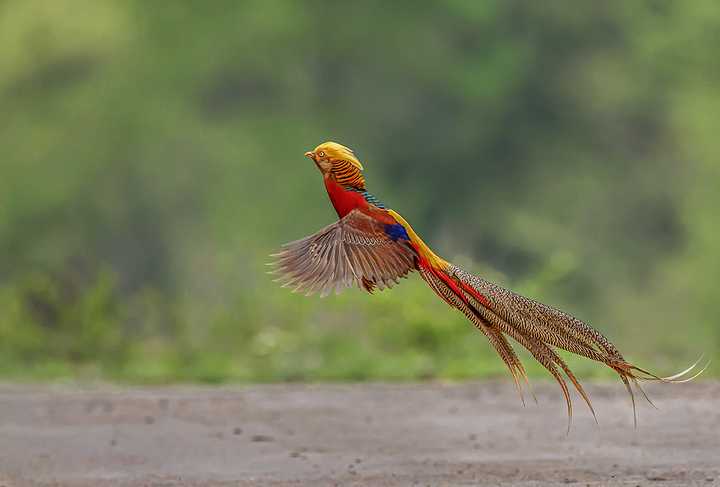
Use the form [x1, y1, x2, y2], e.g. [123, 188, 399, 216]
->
[0, 0, 717, 383]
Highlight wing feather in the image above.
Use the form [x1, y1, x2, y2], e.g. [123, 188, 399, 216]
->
[272, 210, 416, 295]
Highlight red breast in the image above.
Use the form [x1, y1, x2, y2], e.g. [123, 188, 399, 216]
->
[324, 178, 369, 218]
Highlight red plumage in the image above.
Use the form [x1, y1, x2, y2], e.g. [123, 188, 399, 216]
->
[272, 141, 706, 427]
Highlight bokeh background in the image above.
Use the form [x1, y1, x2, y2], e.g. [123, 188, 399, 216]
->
[1, 0, 717, 383]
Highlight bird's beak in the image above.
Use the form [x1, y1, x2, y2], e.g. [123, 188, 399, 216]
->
[304, 151, 315, 160]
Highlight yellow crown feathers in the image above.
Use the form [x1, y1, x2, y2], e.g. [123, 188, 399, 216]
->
[315, 141, 364, 171]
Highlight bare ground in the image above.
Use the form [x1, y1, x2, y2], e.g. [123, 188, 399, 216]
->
[0, 381, 718, 486]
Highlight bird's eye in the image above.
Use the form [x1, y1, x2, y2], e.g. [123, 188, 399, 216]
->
[318, 151, 325, 157]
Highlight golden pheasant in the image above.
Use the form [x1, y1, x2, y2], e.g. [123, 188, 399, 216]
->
[272, 141, 704, 426]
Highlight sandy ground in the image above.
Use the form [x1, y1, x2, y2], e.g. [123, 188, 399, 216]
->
[0, 382, 718, 486]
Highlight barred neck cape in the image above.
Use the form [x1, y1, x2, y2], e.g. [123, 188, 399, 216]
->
[332, 158, 365, 189]
[272, 144, 706, 429]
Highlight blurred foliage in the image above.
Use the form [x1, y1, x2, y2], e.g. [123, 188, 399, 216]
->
[0, 0, 718, 382]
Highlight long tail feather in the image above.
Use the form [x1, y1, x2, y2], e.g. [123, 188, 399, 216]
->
[419, 262, 704, 426]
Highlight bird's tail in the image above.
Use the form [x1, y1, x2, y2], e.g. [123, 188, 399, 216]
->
[417, 260, 706, 428]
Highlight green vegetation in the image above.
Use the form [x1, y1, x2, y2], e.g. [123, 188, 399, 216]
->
[0, 1, 718, 382]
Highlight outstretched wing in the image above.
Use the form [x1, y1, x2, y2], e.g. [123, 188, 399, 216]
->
[271, 209, 417, 296]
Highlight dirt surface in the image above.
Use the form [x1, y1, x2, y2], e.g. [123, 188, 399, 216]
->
[0, 381, 718, 486]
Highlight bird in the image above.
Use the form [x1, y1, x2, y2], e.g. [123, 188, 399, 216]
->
[271, 141, 705, 427]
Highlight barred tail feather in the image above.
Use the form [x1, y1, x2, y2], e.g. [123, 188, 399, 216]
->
[419, 263, 707, 427]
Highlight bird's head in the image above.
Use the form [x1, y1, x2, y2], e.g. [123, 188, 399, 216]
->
[304, 141, 365, 188]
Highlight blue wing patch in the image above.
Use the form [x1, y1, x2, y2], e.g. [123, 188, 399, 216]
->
[384, 223, 410, 242]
